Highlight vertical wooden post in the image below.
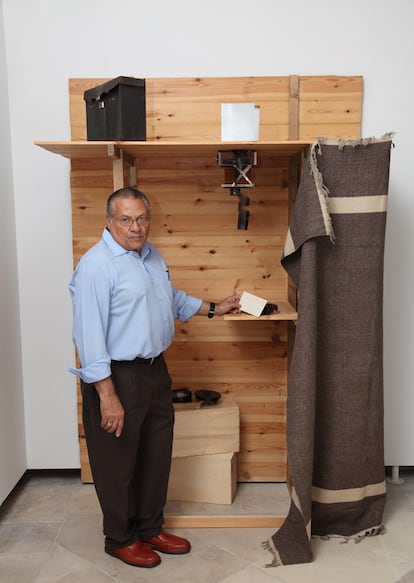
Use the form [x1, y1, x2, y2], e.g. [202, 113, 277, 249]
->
[288, 75, 300, 140]
[107, 144, 137, 190]
[128, 160, 137, 187]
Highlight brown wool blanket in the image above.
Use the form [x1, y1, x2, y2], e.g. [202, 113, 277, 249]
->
[264, 135, 393, 566]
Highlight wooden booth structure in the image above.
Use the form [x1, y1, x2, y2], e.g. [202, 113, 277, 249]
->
[36, 74, 363, 526]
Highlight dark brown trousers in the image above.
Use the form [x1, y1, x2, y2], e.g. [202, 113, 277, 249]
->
[81, 354, 174, 550]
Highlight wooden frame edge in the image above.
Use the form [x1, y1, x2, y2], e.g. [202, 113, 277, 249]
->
[163, 514, 285, 528]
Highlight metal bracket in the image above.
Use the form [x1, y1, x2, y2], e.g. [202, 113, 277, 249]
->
[217, 150, 257, 229]
[217, 150, 257, 188]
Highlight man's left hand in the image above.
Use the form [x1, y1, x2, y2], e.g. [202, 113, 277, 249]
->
[215, 295, 241, 316]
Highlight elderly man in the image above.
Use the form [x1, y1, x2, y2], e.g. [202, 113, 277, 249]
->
[69, 187, 240, 568]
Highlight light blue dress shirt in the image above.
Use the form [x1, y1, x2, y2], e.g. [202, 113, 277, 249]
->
[69, 228, 202, 384]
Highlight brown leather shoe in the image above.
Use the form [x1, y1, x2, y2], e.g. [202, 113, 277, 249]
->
[143, 531, 191, 555]
[105, 540, 161, 567]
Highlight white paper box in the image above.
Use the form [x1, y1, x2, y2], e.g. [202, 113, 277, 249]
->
[221, 103, 260, 141]
[240, 291, 267, 317]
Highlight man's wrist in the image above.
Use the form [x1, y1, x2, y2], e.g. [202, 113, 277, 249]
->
[94, 376, 116, 397]
[207, 302, 216, 319]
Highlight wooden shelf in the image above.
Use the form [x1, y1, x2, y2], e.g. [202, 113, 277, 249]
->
[34, 139, 311, 160]
[164, 514, 284, 529]
[223, 300, 297, 321]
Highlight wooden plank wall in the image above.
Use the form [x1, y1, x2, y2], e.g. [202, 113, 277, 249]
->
[70, 76, 363, 483]
[70, 75, 363, 142]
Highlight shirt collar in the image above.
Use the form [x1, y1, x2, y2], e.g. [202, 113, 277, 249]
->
[102, 228, 151, 258]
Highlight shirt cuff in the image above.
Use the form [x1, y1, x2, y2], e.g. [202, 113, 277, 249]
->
[178, 296, 203, 322]
[69, 360, 111, 384]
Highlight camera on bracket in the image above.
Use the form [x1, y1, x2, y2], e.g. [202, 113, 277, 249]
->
[217, 150, 257, 230]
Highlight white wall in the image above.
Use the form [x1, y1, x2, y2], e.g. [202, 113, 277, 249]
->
[1, 0, 413, 483]
[0, 0, 26, 503]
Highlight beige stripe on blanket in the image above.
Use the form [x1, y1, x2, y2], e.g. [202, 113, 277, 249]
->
[312, 480, 386, 504]
[328, 195, 387, 214]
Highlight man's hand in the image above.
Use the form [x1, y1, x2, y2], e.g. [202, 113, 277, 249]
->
[215, 294, 241, 316]
[196, 295, 241, 318]
[94, 377, 125, 437]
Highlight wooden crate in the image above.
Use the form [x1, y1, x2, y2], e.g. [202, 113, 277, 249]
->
[172, 400, 239, 458]
[79, 398, 240, 483]
[168, 452, 237, 505]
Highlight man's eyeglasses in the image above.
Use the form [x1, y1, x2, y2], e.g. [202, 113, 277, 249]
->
[113, 215, 151, 228]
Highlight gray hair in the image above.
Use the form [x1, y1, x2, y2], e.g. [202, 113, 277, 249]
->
[106, 187, 152, 217]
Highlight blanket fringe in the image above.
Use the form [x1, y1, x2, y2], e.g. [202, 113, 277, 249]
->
[261, 538, 283, 567]
[314, 132, 394, 150]
[261, 525, 385, 568]
[312, 523, 386, 545]
[309, 142, 335, 243]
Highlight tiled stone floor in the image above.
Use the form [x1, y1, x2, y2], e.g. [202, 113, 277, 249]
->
[0, 467, 413, 582]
